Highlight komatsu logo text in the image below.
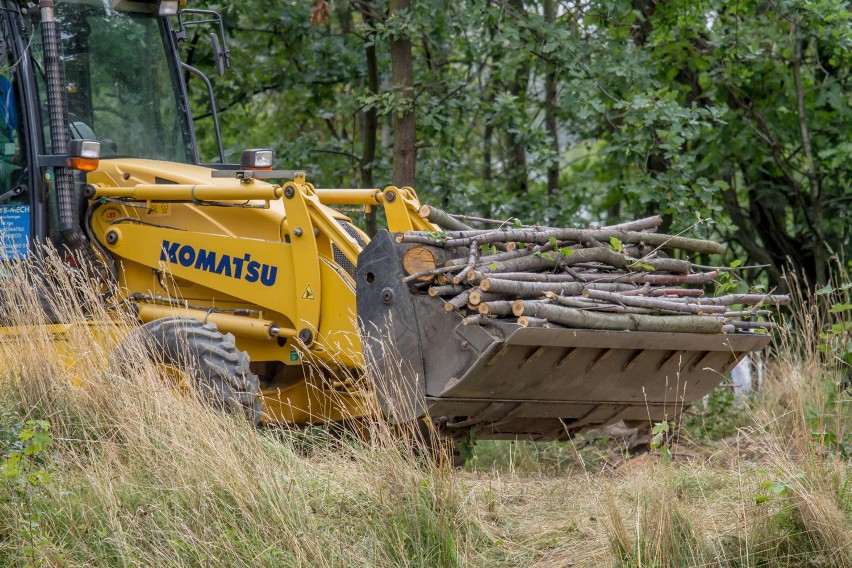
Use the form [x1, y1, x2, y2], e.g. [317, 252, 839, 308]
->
[160, 241, 278, 286]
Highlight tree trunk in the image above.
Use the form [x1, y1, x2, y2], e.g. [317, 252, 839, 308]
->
[357, 1, 380, 234]
[389, 0, 416, 187]
[543, 0, 559, 195]
[504, 0, 529, 195]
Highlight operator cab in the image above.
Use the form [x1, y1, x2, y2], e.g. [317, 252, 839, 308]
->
[0, 0, 204, 259]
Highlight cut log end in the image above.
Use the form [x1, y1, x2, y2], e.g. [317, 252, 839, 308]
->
[402, 246, 438, 281]
[518, 316, 549, 328]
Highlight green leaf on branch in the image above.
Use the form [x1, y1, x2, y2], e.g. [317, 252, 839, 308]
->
[630, 262, 655, 272]
[828, 303, 852, 314]
[609, 237, 623, 253]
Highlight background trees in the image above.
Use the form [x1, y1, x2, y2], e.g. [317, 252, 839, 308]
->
[182, 0, 851, 288]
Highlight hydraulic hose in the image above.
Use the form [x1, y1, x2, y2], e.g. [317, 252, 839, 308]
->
[38, 0, 86, 248]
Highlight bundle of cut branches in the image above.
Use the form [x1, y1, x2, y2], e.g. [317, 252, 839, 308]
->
[401, 207, 788, 334]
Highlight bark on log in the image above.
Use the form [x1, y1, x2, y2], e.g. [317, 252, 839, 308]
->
[723, 310, 773, 317]
[444, 289, 472, 311]
[402, 263, 460, 284]
[432, 228, 724, 255]
[477, 300, 515, 316]
[582, 288, 728, 315]
[629, 257, 691, 274]
[453, 242, 480, 284]
[575, 271, 719, 285]
[445, 246, 533, 267]
[462, 314, 486, 326]
[694, 294, 790, 306]
[646, 287, 705, 297]
[517, 316, 550, 328]
[564, 247, 631, 269]
[515, 301, 725, 334]
[599, 215, 663, 232]
[543, 292, 655, 314]
[428, 284, 465, 297]
[480, 278, 636, 296]
[418, 204, 474, 231]
[468, 289, 503, 306]
[469, 271, 578, 283]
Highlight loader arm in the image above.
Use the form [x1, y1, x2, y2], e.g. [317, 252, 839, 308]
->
[86, 160, 445, 424]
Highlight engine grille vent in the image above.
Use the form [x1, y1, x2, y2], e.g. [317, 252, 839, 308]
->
[332, 243, 357, 281]
[337, 220, 367, 248]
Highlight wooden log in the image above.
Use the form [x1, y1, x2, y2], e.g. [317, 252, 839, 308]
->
[515, 301, 725, 334]
[628, 257, 691, 274]
[470, 271, 578, 283]
[646, 287, 705, 298]
[564, 247, 631, 269]
[462, 314, 503, 326]
[544, 292, 656, 314]
[444, 289, 472, 311]
[575, 270, 719, 285]
[478, 300, 515, 316]
[437, 228, 724, 255]
[428, 284, 465, 297]
[581, 288, 728, 315]
[402, 243, 469, 278]
[517, 316, 550, 328]
[403, 246, 440, 281]
[480, 278, 636, 296]
[468, 288, 503, 306]
[453, 241, 480, 284]
[695, 294, 790, 306]
[408, 281, 431, 294]
[401, 263, 460, 284]
[600, 215, 663, 232]
[418, 204, 474, 231]
[722, 310, 773, 317]
[445, 246, 532, 267]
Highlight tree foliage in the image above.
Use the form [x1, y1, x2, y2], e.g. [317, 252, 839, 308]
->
[182, 0, 851, 287]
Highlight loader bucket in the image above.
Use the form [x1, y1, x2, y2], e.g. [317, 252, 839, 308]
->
[357, 231, 770, 441]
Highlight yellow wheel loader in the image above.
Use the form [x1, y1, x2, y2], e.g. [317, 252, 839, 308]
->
[0, 0, 768, 441]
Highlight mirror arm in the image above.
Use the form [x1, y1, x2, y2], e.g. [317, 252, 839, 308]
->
[179, 61, 225, 164]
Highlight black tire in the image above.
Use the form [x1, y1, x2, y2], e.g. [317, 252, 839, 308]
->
[122, 317, 262, 424]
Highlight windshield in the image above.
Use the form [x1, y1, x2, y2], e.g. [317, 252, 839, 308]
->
[33, 1, 192, 162]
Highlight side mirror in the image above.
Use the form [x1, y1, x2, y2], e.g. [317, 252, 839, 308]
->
[210, 33, 225, 77]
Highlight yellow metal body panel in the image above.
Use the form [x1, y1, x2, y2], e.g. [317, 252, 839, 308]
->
[79, 158, 435, 425]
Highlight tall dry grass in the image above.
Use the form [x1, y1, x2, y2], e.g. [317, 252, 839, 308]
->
[0, 249, 848, 567]
[0, 250, 480, 567]
[464, 271, 850, 567]
[591, 273, 850, 567]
